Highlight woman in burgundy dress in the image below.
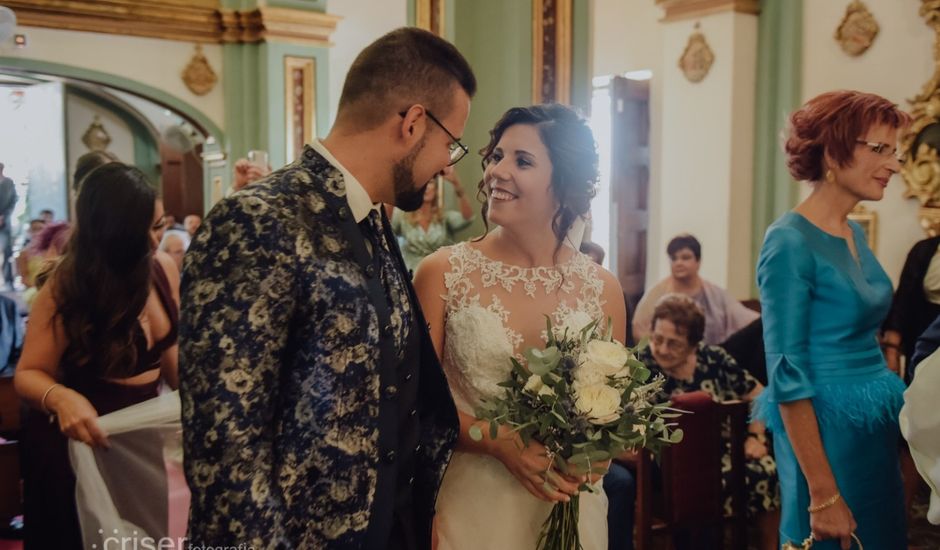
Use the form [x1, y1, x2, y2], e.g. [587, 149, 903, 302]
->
[14, 162, 180, 549]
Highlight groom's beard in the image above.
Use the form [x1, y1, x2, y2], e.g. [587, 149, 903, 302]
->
[393, 138, 429, 212]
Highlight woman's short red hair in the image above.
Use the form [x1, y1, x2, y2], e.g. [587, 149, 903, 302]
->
[784, 90, 912, 182]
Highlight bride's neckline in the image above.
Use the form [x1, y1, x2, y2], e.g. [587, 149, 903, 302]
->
[459, 241, 580, 272]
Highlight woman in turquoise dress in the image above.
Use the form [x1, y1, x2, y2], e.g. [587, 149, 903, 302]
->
[756, 90, 911, 549]
[391, 165, 473, 272]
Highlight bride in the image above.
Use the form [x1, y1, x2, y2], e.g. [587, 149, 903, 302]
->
[414, 104, 626, 549]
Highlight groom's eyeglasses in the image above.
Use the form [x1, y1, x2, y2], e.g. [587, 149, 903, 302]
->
[399, 109, 469, 166]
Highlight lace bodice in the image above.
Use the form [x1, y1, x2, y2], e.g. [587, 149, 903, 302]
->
[441, 242, 607, 413]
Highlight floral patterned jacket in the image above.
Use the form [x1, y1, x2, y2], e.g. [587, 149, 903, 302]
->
[179, 146, 459, 549]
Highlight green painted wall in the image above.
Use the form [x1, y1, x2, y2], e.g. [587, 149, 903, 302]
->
[751, 0, 803, 292]
[222, 40, 329, 177]
[570, 0, 591, 113]
[450, 0, 533, 241]
[262, 41, 332, 169]
[223, 42, 264, 170]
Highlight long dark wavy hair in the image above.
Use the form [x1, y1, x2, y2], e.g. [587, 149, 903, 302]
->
[476, 104, 599, 249]
[53, 163, 157, 378]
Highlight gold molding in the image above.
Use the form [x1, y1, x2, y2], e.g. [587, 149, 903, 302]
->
[284, 56, 317, 164]
[415, 0, 446, 37]
[242, 8, 341, 46]
[899, 0, 940, 235]
[656, 0, 760, 22]
[533, 0, 572, 104]
[5, 0, 339, 45]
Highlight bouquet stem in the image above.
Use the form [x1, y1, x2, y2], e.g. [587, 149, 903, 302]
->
[537, 494, 581, 550]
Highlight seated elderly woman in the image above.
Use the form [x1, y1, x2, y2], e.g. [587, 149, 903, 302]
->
[637, 293, 779, 550]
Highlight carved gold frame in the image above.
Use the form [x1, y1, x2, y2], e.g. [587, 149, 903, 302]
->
[532, 0, 572, 104]
[415, 0, 446, 37]
[284, 56, 317, 164]
[899, 0, 940, 235]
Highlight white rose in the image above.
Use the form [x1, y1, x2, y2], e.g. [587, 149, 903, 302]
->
[524, 373, 557, 398]
[581, 339, 632, 379]
[555, 311, 594, 340]
[524, 374, 545, 394]
[572, 362, 608, 390]
[538, 384, 556, 398]
[575, 384, 622, 425]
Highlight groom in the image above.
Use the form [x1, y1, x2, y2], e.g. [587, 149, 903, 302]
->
[179, 28, 476, 549]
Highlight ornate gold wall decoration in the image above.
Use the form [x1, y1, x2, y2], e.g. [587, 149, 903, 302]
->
[284, 56, 317, 164]
[532, 0, 572, 104]
[834, 0, 879, 56]
[81, 116, 112, 151]
[182, 45, 218, 96]
[678, 23, 714, 83]
[900, 0, 940, 234]
[415, 0, 446, 37]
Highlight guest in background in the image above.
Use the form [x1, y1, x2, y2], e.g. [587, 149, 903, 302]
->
[14, 163, 179, 549]
[163, 213, 184, 232]
[159, 229, 190, 274]
[183, 214, 201, 238]
[579, 241, 605, 265]
[72, 150, 119, 194]
[638, 294, 779, 550]
[755, 90, 910, 548]
[16, 218, 47, 287]
[0, 163, 18, 289]
[21, 218, 45, 248]
[391, 165, 473, 272]
[232, 157, 271, 193]
[20, 222, 70, 291]
[39, 209, 54, 223]
[882, 235, 940, 380]
[632, 234, 757, 345]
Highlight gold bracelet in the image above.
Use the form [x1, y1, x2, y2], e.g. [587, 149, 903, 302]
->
[807, 492, 841, 513]
[41, 383, 63, 415]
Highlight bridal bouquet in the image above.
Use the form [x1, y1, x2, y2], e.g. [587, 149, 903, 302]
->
[469, 316, 682, 550]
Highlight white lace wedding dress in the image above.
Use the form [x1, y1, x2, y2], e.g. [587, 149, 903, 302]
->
[434, 242, 609, 550]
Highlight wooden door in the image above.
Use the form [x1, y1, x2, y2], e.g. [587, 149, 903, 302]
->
[160, 143, 204, 220]
[610, 76, 650, 341]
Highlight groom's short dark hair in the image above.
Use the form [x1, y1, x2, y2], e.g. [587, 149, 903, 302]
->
[337, 27, 476, 130]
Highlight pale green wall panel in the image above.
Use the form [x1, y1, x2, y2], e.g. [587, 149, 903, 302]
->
[751, 0, 803, 289]
[451, 0, 533, 241]
[570, 0, 591, 113]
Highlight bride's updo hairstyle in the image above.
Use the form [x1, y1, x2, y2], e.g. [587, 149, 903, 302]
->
[477, 104, 599, 247]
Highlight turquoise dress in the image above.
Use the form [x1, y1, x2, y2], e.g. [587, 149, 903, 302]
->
[755, 212, 906, 549]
